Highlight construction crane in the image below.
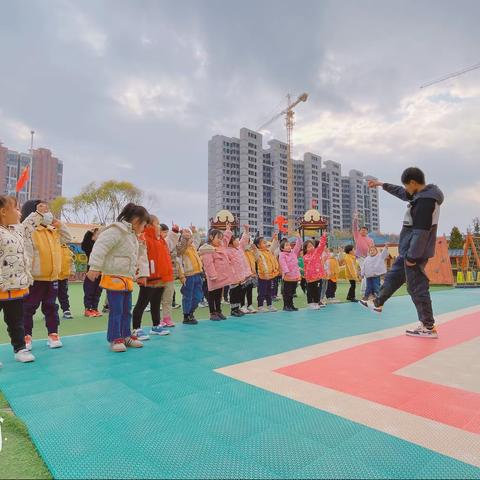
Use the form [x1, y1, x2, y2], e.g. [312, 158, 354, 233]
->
[420, 61, 480, 88]
[258, 92, 308, 234]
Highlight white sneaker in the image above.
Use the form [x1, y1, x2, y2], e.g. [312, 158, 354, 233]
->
[359, 299, 382, 313]
[15, 349, 36, 363]
[247, 305, 258, 314]
[268, 305, 278, 312]
[258, 306, 269, 313]
[132, 328, 150, 341]
[144, 305, 151, 312]
[110, 340, 127, 352]
[319, 302, 327, 308]
[308, 303, 321, 310]
[240, 306, 249, 314]
[125, 336, 143, 348]
[405, 324, 438, 338]
[47, 333, 63, 349]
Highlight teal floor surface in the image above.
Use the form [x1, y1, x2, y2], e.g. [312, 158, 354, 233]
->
[1, 289, 480, 479]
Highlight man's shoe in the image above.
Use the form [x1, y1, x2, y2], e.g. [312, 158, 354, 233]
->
[231, 310, 244, 317]
[406, 324, 439, 338]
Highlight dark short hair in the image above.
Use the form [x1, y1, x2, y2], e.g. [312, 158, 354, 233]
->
[401, 167, 425, 185]
[280, 238, 290, 251]
[160, 223, 169, 231]
[360, 225, 368, 231]
[254, 236, 264, 247]
[344, 244, 354, 254]
[21, 199, 45, 222]
[117, 203, 150, 224]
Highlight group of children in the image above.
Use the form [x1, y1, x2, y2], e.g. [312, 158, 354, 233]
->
[0, 188, 412, 367]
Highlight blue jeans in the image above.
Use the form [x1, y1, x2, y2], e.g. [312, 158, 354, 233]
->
[365, 276, 381, 298]
[181, 274, 203, 315]
[106, 290, 132, 342]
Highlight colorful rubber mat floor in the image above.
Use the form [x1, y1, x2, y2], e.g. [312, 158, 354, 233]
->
[1, 289, 480, 479]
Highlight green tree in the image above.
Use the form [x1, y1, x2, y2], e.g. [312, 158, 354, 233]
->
[472, 217, 480, 235]
[449, 226, 464, 249]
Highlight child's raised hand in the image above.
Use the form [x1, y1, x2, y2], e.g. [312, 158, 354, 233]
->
[86, 270, 100, 282]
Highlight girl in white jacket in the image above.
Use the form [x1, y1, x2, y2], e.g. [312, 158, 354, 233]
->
[87, 203, 150, 352]
[0, 196, 35, 366]
[360, 245, 390, 300]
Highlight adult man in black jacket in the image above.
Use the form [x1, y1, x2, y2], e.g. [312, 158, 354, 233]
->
[361, 167, 444, 338]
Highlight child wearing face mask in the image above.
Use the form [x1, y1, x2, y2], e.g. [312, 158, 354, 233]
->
[21, 199, 73, 351]
[0, 196, 35, 367]
[87, 203, 150, 352]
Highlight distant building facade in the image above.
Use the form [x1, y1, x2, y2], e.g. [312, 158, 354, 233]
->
[208, 128, 380, 236]
[0, 143, 63, 204]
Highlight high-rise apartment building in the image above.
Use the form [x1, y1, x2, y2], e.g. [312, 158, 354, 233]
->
[0, 142, 63, 204]
[208, 128, 380, 235]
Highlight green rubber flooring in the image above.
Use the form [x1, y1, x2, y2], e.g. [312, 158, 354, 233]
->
[1, 289, 480, 479]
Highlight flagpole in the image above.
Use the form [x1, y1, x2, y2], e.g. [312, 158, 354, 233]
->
[28, 130, 34, 200]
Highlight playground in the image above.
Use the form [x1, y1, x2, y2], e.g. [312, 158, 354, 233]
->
[1, 284, 480, 479]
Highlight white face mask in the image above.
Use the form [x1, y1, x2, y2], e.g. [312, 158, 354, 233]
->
[41, 212, 54, 226]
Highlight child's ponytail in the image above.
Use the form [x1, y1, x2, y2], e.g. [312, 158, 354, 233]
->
[117, 203, 150, 224]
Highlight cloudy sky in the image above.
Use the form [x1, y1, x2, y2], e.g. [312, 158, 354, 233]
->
[1, 0, 479, 234]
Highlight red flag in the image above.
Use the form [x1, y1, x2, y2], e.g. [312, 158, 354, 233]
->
[16, 165, 30, 192]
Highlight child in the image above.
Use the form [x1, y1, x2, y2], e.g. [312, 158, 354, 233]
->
[198, 225, 235, 320]
[87, 203, 150, 352]
[253, 233, 280, 313]
[303, 234, 327, 309]
[57, 243, 75, 319]
[176, 225, 203, 324]
[165, 224, 185, 314]
[0, 196, 35, 366]
[132, 215, 172, 340]
[242, 231, 258, 313]
[318, 247, 330, 308]
[364, 168, 444, 338]
[81, 227, 103, 317]
[22, 200, 72, 351]
[158, 223, 180, 328]
[226, 225, 252, 317]
[298, 254, 307, 294]
[360, 245, 389, 300]
[326, 252, 340, 303]
[344, 244, 359, 302]
[279, 233, 302, 311]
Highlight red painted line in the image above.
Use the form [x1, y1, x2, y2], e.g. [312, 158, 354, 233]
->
[276, 312, 480, 433]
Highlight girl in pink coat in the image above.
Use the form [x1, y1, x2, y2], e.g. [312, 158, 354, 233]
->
[226, 226, 252, 317]
[198, 225, 235, 321]
[303, 233, 328, 310]
[279, 233, 302, 311]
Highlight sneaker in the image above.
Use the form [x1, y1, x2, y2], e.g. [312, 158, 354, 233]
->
[359, 299, 383, 313]
[231, 309, 244, 317]
[125, 336, 143, 348]
[217, 312, 227, 320]
[144, 305, 151, 312]
[62, 310, 73, 319]
[308, 303, 320, 310]
[110, 339, 126, 352]
[132, 328, 150, 341]
[240, 306, 249, 314]
[25, 335, 32, 351]
[183, 315, 198, 325]
[47, 333, 63, 349]
[406, 324, 439, 338]
[319, 302, 327, 308]
[91, 309, 103, 317]
[199, 301, 209, 308]
[172, 303, 181, 309]
[247, 305, 258, 314]
[221, 299, 229, 305]
[291, 306, 299, 311]
[150, 326, 170, 336]
[15, 349, 36, 363]
[161, 317, 175, 328]
[84, 309, 96, 317]
[210, 313, 221, 321]
[102, 305, 109, 312]
[283, 306, 294, 312]
[268, 305, 278, 312]
[258, 306, 269, 313]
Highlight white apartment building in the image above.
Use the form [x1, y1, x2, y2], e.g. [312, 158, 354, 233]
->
[208, 128, 380, 236]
